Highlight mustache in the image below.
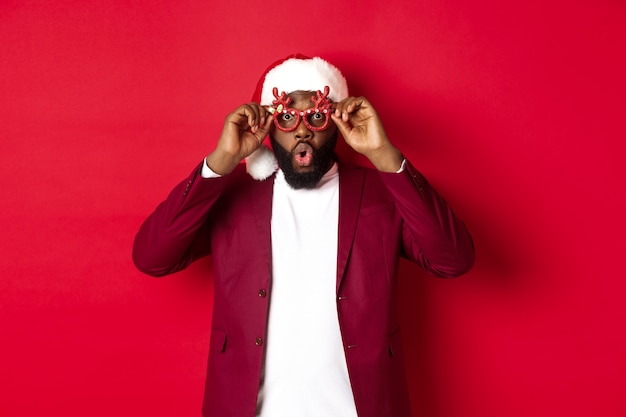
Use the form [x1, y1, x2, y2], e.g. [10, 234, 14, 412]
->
[291, 140, 313, 153]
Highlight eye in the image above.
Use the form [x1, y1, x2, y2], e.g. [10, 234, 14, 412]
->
[307, 111, 327, 127]
[277, 111, 298, 129]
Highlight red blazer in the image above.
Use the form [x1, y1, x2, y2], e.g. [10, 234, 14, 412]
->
[133, 160, 474, 417]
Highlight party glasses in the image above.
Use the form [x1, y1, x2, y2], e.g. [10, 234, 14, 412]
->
[267, 86, 333, 132]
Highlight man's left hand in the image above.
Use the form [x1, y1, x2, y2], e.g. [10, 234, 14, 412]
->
[331, 97, 403, 172]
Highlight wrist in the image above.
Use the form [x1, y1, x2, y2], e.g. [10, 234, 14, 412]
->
[365, 145, 403, 173]
[205, 149, 240, 176]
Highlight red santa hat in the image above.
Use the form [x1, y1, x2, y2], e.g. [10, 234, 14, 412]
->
[245, 54, 349, 180]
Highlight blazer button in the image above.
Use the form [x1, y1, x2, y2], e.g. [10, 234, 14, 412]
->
[255, 337, 264, 346]
[258, 289, 267, 298]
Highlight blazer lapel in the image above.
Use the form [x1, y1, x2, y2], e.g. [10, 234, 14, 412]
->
[336, 164, 365, 292]
[250, 175, 275, 283]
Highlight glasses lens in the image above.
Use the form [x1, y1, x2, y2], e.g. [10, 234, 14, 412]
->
[306, 111, 328, 129]
[277, 111, 298, 130]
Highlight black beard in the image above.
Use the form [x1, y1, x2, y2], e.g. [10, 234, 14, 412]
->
[270, 132, 338, 190]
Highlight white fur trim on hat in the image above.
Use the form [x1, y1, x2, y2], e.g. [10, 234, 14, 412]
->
[259, 57, 349, 106]
[245, 144, 278, 180]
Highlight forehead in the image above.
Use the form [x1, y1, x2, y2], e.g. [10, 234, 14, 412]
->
[287, 90, 318, 107]
[287, 90, 333, 110]
[288, 90, 315, 105]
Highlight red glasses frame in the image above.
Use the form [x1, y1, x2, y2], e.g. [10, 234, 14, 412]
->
[268, 86, 333, 132]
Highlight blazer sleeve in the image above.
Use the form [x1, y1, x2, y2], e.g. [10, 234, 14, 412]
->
[132, 162, 234, 277]
[378, 160, 475, 277]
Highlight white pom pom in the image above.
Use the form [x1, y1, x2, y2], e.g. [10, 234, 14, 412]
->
[245, 144, 278, 180]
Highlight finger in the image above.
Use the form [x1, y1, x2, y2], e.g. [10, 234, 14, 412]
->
[250, 103, 273, 132]
[332, 98, 350, 117]
[246, 105, 262, 131]
[258, 104, 272, 127]
[335, 98, 364, 122]
[232, 105, 255, 128]
[242, 107, 265, 135]
[346, 98, 365, 119]
[331, 112, 352, 139]
[255, 113, 274, 142]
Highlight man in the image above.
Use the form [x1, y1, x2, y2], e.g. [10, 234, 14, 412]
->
[133, 54, 474, 417]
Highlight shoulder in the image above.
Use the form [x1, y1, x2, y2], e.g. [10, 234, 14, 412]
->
[212, 163, 275, 205]
[220, 163, 273, 187]
[338, 161, 387, 187]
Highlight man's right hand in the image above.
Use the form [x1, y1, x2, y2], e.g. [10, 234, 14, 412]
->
[205, 103, 273, 175]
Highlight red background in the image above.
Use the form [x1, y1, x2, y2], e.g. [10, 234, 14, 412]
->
[2, 1, 625, 416]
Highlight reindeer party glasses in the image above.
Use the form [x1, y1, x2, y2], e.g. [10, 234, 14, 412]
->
[267, 86, 333, 132]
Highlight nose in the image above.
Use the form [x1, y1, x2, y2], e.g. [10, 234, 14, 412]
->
[293, 117, 312, 141]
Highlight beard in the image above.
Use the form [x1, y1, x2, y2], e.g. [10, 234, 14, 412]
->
[270, 132, 338, 190]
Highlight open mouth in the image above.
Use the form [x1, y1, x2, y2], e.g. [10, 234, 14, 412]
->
[293, 142, 314, 167]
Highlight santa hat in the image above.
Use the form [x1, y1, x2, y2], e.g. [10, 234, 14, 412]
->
[245, 54, 349, 180]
